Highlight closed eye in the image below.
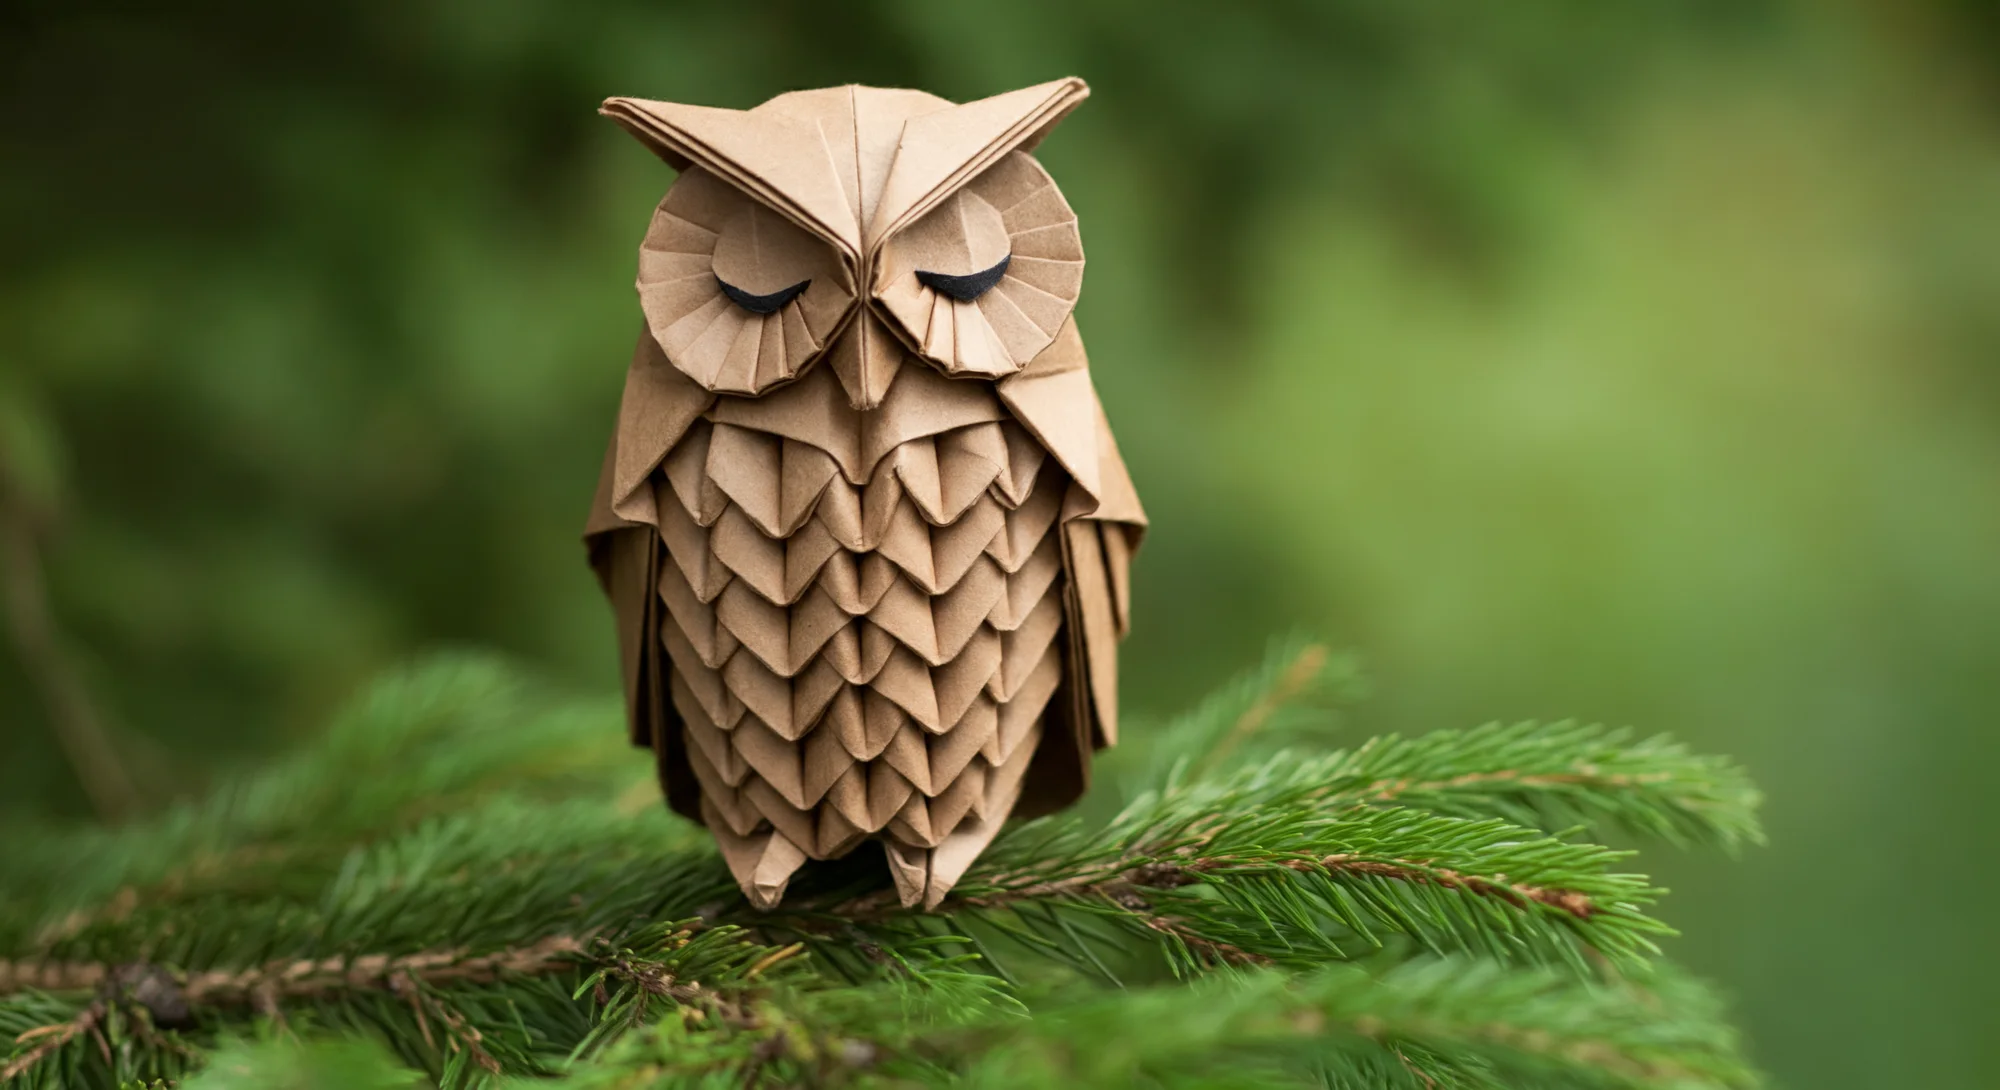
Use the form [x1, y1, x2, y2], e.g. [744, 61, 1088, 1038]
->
[916, 253, 1011, 302]
[717, 276, 811, 315]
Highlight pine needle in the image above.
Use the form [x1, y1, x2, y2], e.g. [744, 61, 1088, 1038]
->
[0, 644, 1765, 1089]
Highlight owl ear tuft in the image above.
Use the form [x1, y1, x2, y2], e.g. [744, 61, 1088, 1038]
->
[602, 96, 862, 256]
[866, 77, 1088, 253]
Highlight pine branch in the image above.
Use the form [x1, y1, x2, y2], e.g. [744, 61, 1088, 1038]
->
[1248, 722, 1763, 851]
[0, 646, 1765, 1089]
[1103, 641, 1757, 853]
[472, 956, 1750, 1090]
[0, 654, 637, 954]
[0, 919, 796, 1089]
[0, 777, 1700, 1085]
[180, 955, 1748, 1090]
[8, 796, 729, 977]
[0, 787, 1698, 1086]
[933, 958, 1757, 1090]
[2, 790, 738, 1086]
[0, 994, 108, 1085]
[772, 799, 1668, 980]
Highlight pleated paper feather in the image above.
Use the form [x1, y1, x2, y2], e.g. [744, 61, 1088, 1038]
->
[586, 79, 1143, 909]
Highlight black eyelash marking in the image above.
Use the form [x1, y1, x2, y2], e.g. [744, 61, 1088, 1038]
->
[916, 253, 1011, 302]
[717, 276, 811, 315]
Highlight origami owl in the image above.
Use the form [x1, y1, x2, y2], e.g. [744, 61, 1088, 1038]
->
[584, 78, 1144, 910]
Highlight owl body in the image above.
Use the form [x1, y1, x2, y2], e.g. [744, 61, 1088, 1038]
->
[585, 80, 1142, 909]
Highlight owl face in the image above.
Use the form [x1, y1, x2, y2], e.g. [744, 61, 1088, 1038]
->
[603, 80, 1089, 408]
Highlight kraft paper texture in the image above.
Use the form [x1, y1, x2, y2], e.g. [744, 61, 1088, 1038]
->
[586, 79, 1143, 909]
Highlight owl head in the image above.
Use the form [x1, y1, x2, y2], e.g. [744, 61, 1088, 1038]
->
[601, 79, 1088, 410]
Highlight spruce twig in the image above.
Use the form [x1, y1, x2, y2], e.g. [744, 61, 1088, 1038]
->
[0, 646, 1764, 1089]
[1, 999, 105, 1083]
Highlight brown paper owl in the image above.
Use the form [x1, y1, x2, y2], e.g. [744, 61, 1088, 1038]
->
[583, 78, 1144, 910]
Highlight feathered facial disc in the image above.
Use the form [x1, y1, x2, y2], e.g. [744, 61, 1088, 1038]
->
[635, 168, 856, 395]
[872, 151, 1083, 378]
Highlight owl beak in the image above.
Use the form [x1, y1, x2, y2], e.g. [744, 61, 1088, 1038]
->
[827, 308, 903, 411]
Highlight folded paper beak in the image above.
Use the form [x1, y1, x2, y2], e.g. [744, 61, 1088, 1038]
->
[828, 308, 904, 411]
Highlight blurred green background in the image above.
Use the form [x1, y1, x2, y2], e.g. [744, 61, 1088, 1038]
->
[5, 1, 1998, 1084]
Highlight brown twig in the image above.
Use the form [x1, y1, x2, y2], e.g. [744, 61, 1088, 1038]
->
[426, 992, 501, 1074]
[774, 836, 1596, 972]
[0, 934, 806, 1084]
[1135, 915, 1271, 967]
[1, 999, 106, 1081]
[1267, 855, 1595, 920]
[1, 934, 591, 1004]
[742, 943, 804, 980]
[1392, 1046, 1440, 1089]
[0, 958, 111, 994]
[0, 475, 137, 822]
[0, 936, 632, 1079]
[805, 814, 1597, 929]
[1362, 767, 1677, 804]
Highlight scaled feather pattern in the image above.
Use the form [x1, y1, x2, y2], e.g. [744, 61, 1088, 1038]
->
[588, 79, 1143, 909]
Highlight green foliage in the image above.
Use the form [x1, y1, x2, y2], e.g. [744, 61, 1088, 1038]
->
[0, 644, 1762, 1088]
[0, 655, 640, 953]
[1115, 633, 1369, 791]
[900, 763, 1673, 977]
[8, 6, 2000, 1086]
[186, 1035, 426, 1090]
[7, 7, 2000, 1087]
